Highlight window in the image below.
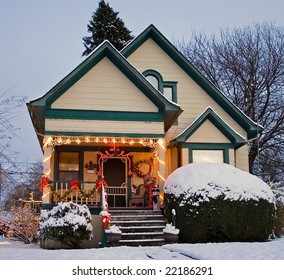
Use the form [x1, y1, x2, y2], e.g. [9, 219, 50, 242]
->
[58, 152, 79, 181]
[192, 150, 224, 163]
[145, 75, 159, 90]
[163, 86, 173, 101]
[143, 70, 177, 103]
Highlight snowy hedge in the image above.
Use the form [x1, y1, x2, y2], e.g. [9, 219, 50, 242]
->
[164, 163, 276, 243]
[40, 202, 93, 249]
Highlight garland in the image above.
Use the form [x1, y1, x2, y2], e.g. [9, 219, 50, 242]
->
[41, 178, 108, 201]
[133, 159, 152, 177]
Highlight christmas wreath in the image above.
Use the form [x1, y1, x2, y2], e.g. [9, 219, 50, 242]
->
[133, 159, 152, 177]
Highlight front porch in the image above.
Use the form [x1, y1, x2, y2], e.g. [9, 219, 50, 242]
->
[41, 136, 167, 208]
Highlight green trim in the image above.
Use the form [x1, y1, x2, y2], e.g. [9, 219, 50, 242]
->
[45, 109, 164, 122]
[183, 143, 230, 164]
[122, 24, 261, 139]
[174, 107, 245, 148]
[28, 40, 182, 140]
[45, 131, 164, 138]
[143, 69, 178, 103]
[143, 69, 164, 92]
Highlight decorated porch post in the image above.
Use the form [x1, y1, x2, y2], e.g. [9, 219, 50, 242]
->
[42, 144, 52, 205]
[157, 138, 166, 188]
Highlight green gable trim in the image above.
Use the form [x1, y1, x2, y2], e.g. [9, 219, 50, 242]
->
[44, 131, 164, 138]
[43, 41, 180, 113]
[143, 69, 178, 104]
[45, 109, 164, 122]
[174, 107, 246, 148]
[29, 40, 181, 133]
[122, 25, 260, 139]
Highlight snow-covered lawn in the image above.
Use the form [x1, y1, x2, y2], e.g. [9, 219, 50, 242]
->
[1, 236, 284, 260]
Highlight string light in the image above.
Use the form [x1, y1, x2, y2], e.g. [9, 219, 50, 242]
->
[158, 171, 166, 182]
[43, 136, 160, 148]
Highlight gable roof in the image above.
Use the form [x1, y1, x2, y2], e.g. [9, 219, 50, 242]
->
[173, 107, 246, 147]
[27, 40, 182, 142]
[122, 24, 261, 139]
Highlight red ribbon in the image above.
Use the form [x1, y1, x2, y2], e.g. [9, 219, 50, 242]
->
[39, 175, 50, 191]
[100, 214, 111, 229]
[96, 178, 108, 191]
[70, 180, 80, 191]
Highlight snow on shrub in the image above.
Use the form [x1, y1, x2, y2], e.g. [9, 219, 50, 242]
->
[40, 202, 93, 249]
[164, 163, 276, 243]
[270, 182, 284, 237]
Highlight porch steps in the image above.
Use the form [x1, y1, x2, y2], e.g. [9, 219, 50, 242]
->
[109, 209, 167, 246]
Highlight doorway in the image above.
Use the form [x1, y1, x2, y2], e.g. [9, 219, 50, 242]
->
[102, 158, 127, 207]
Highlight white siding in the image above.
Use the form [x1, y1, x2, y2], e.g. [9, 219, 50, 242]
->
[52, 57, 158, 113]
[45, 119, 164, 135]
[127, 39, 247, 143]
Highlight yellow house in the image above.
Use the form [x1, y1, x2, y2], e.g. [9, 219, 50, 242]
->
[27, 25, 259, 209]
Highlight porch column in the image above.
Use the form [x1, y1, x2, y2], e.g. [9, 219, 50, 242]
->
[42, 146, 52, 204]
[157, 139, 166, 188]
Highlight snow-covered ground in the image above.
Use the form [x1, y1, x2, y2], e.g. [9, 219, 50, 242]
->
[1, 236, 284, 260]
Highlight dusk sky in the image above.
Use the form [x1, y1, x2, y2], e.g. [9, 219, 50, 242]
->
[1, 0, 284, 164]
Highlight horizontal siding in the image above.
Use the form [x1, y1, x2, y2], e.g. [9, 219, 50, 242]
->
[128, 39, 247, 145]
[235, 145, 249, 171]
[52, 57, 158, 113]
[187, 120, 230, 143]
[45, 119, 164, 135]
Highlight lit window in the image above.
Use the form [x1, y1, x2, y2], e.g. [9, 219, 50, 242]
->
[59, 152, 79, 181]
[192, 150, 224, 163]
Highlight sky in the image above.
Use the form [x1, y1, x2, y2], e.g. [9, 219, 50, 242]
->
[1, 0, 284, 165]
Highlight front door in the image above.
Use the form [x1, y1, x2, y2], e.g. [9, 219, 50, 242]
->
[102, 158, 127, 207]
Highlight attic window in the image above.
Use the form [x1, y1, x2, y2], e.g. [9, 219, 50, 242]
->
[143, 70, 177, 103]
[146, 75, 159, 90]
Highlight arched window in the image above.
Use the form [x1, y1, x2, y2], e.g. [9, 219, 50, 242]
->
[143, 69, 177, 103]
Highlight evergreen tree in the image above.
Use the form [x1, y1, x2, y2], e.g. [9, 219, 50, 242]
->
[82, 0, 134, 56]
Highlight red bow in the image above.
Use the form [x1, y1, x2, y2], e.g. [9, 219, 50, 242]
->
[39, 175, 51, 191]
[96, 178, 108, 191]
[70, 180, 80, 191]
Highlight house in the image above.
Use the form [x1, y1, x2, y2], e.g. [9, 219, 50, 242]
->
[27, 25, 259, 210]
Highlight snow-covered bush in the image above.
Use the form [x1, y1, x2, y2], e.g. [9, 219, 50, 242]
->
[270, 182, 284, 237]
[40, 202, 93, 249]
[164, 163, 276, 243]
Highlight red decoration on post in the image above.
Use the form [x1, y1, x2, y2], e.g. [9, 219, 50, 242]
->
[96, 178, 108, 191]
[70, 180, 80, 191]
[100, 211, 111, 229]
[39, 175, 51, 191]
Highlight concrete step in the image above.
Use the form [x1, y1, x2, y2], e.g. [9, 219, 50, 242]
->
[119, 225, 165, 233]
[118, 238, 166, 247]
[121, 231, 164, 240]
[108, 209, 168, 247]
[111, 214, 164, 221]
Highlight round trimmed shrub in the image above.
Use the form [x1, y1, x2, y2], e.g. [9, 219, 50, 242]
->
[40, 202, 93, 249]
[163, 163, 276, 243]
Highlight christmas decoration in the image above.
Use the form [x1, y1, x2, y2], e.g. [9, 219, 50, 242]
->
[39, 175, 51, 191]
[100, 210, 111, 229]
[133, 159, 152, 177]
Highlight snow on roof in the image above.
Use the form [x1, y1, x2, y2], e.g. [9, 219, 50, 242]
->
[163, 163, 274, 204]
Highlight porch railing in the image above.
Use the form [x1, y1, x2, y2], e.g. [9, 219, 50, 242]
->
[51, 181, 101, 206]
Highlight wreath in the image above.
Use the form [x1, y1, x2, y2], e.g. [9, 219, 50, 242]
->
[133, 159, 152, 177]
